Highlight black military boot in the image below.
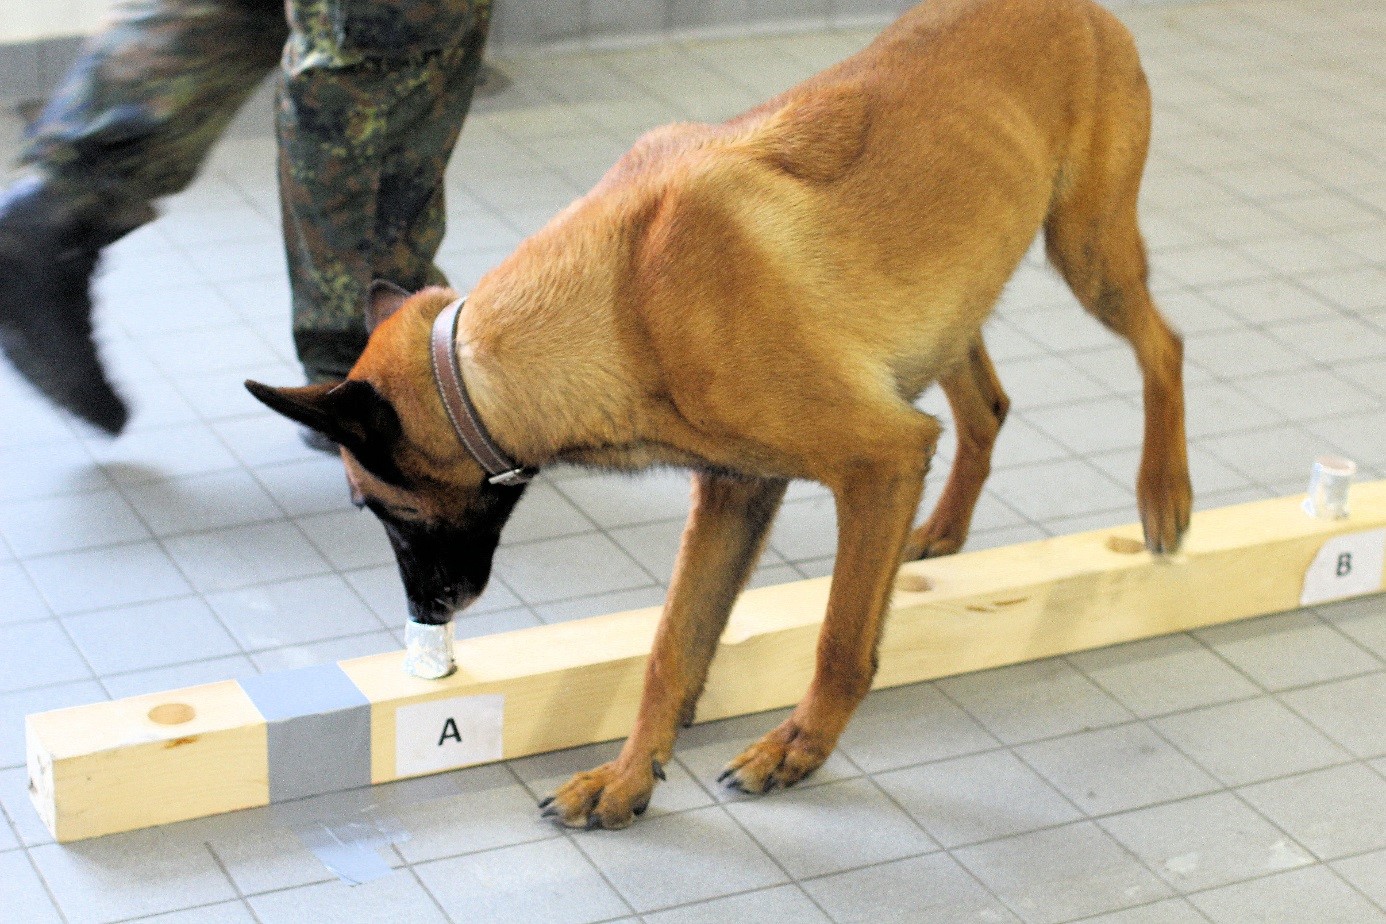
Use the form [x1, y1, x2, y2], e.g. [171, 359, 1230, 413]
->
[0, 173, 129, 434]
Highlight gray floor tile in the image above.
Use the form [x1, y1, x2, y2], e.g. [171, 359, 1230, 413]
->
[995, 353, 1110, 410]
[249, 629, 402, 672]
[292, 508, 396, 571]
[0, 489, 151, 557]
[1023, 397, 1144, 457]
[121, 470, 284, 537]
[573, 805, 786, 913]
[937, 659, 1134, 746]
[0, 441, 109, 505]
[1181, 381, 1284, 440]
[23, 540, 196, 616]
[61, 597, 240, 674]
[501, 480, 597, 543]
[1305, 409, 1386, 475]
[1331, 848, 1386, 910]
[494, 532, 656, 605]
[248, 872, 448, 924]
[387, 764, 557, 865]
[206, 573, 385, 649]
[509, 740, 714, 819]
[1077, 898, 1212, 924]
[675, 708, 861, 803]
[1201, 424, 1338, 485]
[30, 829, 239, 924]
[415, 836, 630, 924]
[1099, 791, 1313, 892]
[644, 884, 830, 924]
[1185, 327, 1312, 379]
[529, 584, 668, 624]
[953, 821, 1172, 924]
[1194, 611, 1380, 691]
[1282, 673, 1386, 759]
[0, 850, 62, 923]
[836, 682, 999, 774]
[87, 423, 242, 485]
[1153, 697, 1350, 786]
[875, 748, 1082, 849]
[1230, 367, 1381, 423]
[1069, 634, 1261, 718]
[1316, 596, 1386, 661]
[1016, 723, 1220, 816]
[555, 469, 693, 528]
[451, 606, 543, 638]
[164, 521, 334, 594]
[0, 680, 107, 772]
[202, 813, 338, 895]
[1239, 763, 1386, 861]
[100, 656, 259, 699]
[1189, 864, 1386, 924]
[0, 562, 51, 626]
[769, 494, 839, 562]
[0, 621, 93, 694]
[1200, 277, 1337, 326]
[136, 901, 258, 923]
[723, 776, 936, 878]
[802, 851, 1021, 923]
[0, 766, 53, 847]
[983, 459, 1134, 524]
[252, 456, 355, 518]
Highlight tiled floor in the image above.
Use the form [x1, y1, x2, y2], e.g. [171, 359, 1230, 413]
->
[2, 0, 1385, 920]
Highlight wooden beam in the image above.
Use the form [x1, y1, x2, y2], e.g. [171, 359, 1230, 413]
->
[27, 481, 1386, 842]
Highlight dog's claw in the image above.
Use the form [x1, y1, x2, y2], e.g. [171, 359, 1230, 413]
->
[538, 795, 554, 810]
[652, 759, 666, 782]
[716, 767, 734, 784]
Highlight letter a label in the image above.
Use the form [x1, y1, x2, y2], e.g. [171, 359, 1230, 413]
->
[395, 694, 504, 777]
[1301, 528, 1386, 606]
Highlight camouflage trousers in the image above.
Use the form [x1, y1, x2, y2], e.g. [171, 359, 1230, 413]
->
[22, 0, 491, 381]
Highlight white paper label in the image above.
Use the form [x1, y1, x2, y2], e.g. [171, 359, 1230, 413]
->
[394, 694, 504, 777]
[1300, 528, 1386, 606]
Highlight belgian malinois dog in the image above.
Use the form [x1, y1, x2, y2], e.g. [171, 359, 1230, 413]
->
[248, 0, 1190, 829]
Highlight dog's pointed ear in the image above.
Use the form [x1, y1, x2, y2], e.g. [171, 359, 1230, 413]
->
[368, 280, 412, 332]
[244, 379, 401, 452]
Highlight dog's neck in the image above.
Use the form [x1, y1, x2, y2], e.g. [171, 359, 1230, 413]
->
[448, 232, 651, 469]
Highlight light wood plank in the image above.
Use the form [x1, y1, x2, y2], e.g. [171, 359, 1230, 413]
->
[29, 481, 1386, 840]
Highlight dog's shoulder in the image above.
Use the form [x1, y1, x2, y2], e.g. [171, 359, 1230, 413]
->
[730, 84, 871, 185]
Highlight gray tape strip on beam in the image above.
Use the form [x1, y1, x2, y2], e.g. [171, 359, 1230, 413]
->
[240, 663, 372, 803]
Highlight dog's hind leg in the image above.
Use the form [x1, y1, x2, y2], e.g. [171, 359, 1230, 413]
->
[1043, 23, 1190, 553]
[541, 473, 788, 829]
[720, 410, 940, 794]
[903, 337, 1009, 560]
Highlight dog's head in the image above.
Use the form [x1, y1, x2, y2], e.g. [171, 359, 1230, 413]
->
[245, 284, 527, 626]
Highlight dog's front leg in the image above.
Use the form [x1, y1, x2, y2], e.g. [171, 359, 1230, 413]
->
[541, 473, 788, 829]
[721, 415, 938, 793]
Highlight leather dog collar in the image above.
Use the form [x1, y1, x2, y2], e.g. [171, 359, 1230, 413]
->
[430, 297, 535, 487]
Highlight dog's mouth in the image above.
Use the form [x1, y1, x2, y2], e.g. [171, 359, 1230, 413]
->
[408, 590, 478, 626]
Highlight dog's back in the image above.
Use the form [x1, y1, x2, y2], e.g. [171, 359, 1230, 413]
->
[577, 0, 1150, 416]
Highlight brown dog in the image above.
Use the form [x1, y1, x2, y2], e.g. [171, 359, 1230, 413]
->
[248, 0, 1190, 829]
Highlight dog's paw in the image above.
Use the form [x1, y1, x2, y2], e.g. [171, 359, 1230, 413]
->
[539, 759, 662, 830]
[902, 519, 965, 561]
[717, 720, 830, 794]
[1138, 463, 1192, 555]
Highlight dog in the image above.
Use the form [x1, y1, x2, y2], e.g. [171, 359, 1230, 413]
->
[247, 0, 1190, 829]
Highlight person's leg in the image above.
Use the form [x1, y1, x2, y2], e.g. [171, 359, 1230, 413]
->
[277, 1, 491, 384]
[0, 0, 286, 432]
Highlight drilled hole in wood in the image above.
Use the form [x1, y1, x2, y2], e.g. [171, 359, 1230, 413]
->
[1106, 536, 1144, 555]
[148, 703, 195, 725]
[896, 573, 933, 593]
